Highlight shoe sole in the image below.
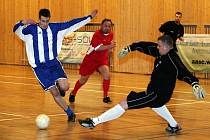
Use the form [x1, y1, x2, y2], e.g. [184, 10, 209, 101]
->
[103, 101, 112, 104]
[165, 129, 182, 135]
[78, 120, 94, 129]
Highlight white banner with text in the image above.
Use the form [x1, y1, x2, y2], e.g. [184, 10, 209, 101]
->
[58, 32, 94, 64]
[177, 34, 210, 72]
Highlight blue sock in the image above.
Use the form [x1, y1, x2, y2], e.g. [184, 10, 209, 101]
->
[65, 106, 73, 116]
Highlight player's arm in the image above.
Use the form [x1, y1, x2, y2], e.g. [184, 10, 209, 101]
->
[172, 53, 205, 100]
[87, 32, 114, 54]
[13, 19, 36, 41]
[118, 41, 159, 58]
[172, 52, 195, 82]
[178, 25, 184, 41]
[159, 21, 170, 33]
[94, 41, 116, 51]
[86, 42, 116, 55]
[57, 9, 98, 35]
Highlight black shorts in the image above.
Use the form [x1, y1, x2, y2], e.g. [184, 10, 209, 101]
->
[127, 91, 157, 109]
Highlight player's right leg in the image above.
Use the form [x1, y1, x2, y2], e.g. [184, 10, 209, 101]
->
[79, 99, 127, 129]
[69, 75, 89, 103]
[69, 56, 96, 103]
[78, 91, 156, 129]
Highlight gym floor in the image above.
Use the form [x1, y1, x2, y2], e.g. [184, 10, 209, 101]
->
[0, 65, 210, 140]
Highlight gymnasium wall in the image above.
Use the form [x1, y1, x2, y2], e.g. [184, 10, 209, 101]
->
[0, 0, 210, 74]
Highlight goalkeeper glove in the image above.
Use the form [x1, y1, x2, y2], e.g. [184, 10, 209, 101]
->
[192, 82, 205, 100]
[118, 46, 131, 58]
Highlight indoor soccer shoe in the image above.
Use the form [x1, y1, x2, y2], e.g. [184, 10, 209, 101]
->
[78, 118, 95, 129]
[68, 113, 76, 122]
[165, 124, 182, 134]
[103, 96, 112, 103]
[69, 93, 75, 103]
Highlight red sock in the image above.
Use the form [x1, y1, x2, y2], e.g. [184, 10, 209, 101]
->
[103, 79, 110, 97]
[72, 80, 83, 96]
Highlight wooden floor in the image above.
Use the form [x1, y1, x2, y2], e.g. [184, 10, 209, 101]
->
[0, 65, 210, 140]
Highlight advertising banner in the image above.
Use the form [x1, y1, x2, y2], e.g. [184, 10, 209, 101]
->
[59, 32, 94, 64]
[177, 34, 210, 72]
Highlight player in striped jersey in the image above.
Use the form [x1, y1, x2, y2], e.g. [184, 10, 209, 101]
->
[13, 8, 97, 122]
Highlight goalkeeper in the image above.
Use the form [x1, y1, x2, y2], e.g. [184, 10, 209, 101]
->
[79, 35, 205, 134]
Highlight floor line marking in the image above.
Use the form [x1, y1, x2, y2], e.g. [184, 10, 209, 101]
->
[0, 74, 207, 95]
[0, 100, 208, 122]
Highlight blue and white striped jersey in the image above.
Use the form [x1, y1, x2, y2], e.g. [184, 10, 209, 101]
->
[13, 15, 92, 68]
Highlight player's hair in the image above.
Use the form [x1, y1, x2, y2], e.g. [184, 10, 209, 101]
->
[158, 35, 173, 48]
[175, 11, 182, 16]
[101, 18, 113, 25]
[39, 8, 51, 19]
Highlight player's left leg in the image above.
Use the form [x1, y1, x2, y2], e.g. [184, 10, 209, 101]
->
[98, 65, 112, 103]
[78, 91, 152, 128]
[152, 106, 182, 133]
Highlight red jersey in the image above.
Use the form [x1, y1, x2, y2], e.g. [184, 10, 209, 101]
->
[79, 29, 114, 76]
[87, 29, 113, 62]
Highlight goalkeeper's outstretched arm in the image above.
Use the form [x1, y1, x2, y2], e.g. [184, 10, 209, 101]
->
[118, 41, 159, 58]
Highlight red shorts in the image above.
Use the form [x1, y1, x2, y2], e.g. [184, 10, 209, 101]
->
[79, 56, 108, 76]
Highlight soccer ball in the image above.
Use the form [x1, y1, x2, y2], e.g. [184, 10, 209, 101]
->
[35, 114, 50, 130]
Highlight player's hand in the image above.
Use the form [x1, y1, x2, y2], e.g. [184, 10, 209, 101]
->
[192, 83, 205, 100]
[22, 19, 36, 25]
[109, 41, 116, 49]
[90, 9, 98, 19]
[118, 46, 131, 58]
[86, 47, 95, 55]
